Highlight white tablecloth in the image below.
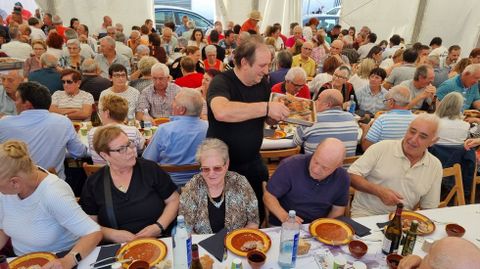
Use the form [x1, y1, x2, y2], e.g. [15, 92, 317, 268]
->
[79, 204, 480, 269]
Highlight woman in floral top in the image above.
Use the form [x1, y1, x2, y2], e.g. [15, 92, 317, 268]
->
[179, 138, 259, 234]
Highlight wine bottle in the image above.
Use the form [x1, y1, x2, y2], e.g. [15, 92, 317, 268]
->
[190, 243, 203, 269]
[401, 220, 418, 256]
[382, 203, 403, 255]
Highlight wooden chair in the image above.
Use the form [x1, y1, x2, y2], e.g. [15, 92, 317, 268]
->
[439, 164, 466, 207]
[471, 161, 480, 204]
[158, 163, 200, 173]
[260, 146, 301, 177]
[82, 163, 104, 177]
[345, 187, 356, 217]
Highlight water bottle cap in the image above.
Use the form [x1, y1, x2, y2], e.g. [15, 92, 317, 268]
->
[177, 215, 184, 222]
[288, 210, 296, 217]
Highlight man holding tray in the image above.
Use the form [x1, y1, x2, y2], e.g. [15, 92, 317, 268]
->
[207, 38, 290, 221]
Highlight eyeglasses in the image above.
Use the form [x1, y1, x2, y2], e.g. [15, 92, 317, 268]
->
[112, 73, 127, 78]
[383, 98, 395, 103]
[333, 74, 347, 80]
[109, 140, 136, 154]
[62, 79, 75, 84]
[200, 165, 224, 173]
[288, 80, 305, 89]
[67, 46, 79, 50]
[153, 76, 169, 81]
[302, 47, 313, 51]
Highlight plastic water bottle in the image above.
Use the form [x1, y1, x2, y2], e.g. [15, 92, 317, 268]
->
[348, 94, 356, 114]
[143, 109, 153, 136]
[278, 210, 300, 268]
[173, 215, 192, 269]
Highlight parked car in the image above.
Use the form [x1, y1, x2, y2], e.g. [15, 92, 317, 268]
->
[302, 6, 341, 31]
[154, 5, 213, 33]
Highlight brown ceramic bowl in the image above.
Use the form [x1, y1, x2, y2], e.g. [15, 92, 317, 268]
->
[445, 223, 465, 237]
[386, 253, 403, 269]
[247, 250, 266, 269]
[348, 240, 368, 259]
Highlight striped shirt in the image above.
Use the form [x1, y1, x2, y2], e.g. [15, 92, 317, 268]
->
[99, 86, 140, 119]
[293, 108, 359, 156]
[355, 85, 388, 114]
[51, 90, 94, 109]
[87, 124, 146, 164]
[365, 109, 415, 143]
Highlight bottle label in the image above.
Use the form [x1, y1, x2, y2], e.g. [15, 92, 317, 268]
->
[291, 232, 299, 264]
[382, 237, 392, 254]
[186, 236, 192, 268]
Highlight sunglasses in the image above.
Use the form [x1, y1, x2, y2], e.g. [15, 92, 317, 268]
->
[200, 165, 224, 173]
[61, 79, 75, 84]
[109, 140, 136, 154]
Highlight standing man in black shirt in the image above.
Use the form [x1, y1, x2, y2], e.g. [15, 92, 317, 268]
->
[207, 39, 290, 221]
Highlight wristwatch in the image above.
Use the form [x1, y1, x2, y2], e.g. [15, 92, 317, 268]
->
[70, 252, 82, 265]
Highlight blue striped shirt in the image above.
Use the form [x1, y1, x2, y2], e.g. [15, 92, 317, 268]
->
[355, 85, 388, 114]
[293, 108, 359, 156]
[365, 109, 415, 143]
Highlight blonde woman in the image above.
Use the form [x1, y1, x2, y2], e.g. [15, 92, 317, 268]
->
[0, 140, 101, 266]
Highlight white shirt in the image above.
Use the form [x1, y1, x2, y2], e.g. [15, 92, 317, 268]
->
[62, 43, 96, 59]
[30, 27, 47, 41]
[436, 117, 470, 146]
[357, 42, 375, 59]
[0, 40, 33, 60]
[0, 170, 100, 255]
[115, 41, 133, 60]
[99, 86, 140, 118]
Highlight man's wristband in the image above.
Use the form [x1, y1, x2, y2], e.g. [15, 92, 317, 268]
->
[266, 102, 269, 117]
[155, 221, 165, 235]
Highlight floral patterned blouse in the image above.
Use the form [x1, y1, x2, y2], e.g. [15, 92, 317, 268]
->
[179, 171, 259, 234]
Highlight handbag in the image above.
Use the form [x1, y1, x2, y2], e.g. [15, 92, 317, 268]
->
[103, 165, 119, 229]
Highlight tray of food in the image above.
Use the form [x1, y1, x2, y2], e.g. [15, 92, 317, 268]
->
[0, 58, 24, 71]
[270, 92, 316, 126]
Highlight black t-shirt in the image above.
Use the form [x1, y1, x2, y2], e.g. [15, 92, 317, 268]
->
[80, 158, 177, 234]
[206, 69, 270, 165]
[80, 75, 112, 101]
[207, 195, 226, 233]
[169, 56, 205, 79]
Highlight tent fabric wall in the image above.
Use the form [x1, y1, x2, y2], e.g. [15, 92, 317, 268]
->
[34, 0, 153, 37]
[341, 0, 479, 57]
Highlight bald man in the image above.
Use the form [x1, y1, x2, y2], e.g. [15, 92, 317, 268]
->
[294, 89, 358, 156]
[349, 114, 442, 217]
[264, 138, 350, 225]
[399, 237, 480, 269]
[291, 41, 316, 77]
[318, 39, 351, 72]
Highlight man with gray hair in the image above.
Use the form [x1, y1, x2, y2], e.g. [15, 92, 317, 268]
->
[136, 63, 181, 119]
[0, 26, 32, 59]
[28, 53, 63, 94]
[63, 29, 95, 59]
[143, 88, 207, 187]
[0, 69, 23, 116]
[437, 63, 480, 110]
[114, 32, 133, 60]
[349, 113, 442, 217]
[292, 41, 316, 78]
[80, 58, 112, 101]
[94, 36, 130, 78]
[361, 85, 415, 151]
[401, 64, 436, 110]
[427, 54, 449, 87]
[271, 66, 311, 99]
[294, 88, 358, 156]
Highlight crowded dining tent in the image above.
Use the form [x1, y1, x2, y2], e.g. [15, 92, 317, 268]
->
[0, 0, 480, 268]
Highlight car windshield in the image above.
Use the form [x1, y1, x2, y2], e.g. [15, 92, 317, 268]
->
[326, 7, 340, 15]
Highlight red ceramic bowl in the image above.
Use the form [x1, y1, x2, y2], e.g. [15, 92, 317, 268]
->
[348, 240, 368, 259]
[445, 223, 465, 237]
[386, 253, 403, 269]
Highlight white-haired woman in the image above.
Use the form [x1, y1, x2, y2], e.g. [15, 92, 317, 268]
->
[435, 92, 470, 146]
[0, 140, 101, 266]
[59, 39, 85, 70]
[203, 45, 224, 71]
[129, 56, 158, 91]
[179, 138, 259, 234]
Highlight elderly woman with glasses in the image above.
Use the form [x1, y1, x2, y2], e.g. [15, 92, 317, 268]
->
[179, 138, 259, 234]
[0, 140, 101, 266]
[271, 67, 311, 99]
[314, 66, 357, 110]
[80, 125, 179, 243]
[49, 69, 94, 121]
[59, 39, 85, 71]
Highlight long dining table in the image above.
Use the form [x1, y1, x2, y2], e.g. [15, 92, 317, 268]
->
[79, 204, 480, 269]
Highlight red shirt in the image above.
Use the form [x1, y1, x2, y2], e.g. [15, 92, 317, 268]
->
[240, 19, 257, 33]
[174, 73, 204, 88]
[203, 59, 222, 71]
[271, 82, 311, 99]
